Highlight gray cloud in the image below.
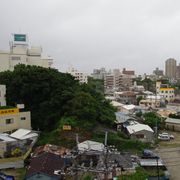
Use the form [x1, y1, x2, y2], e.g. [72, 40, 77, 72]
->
[1, 0, 180, 75]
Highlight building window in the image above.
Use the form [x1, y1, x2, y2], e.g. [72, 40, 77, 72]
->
[161, 91, 164, 93]
[6, 118, 14, 124]
[21, 117, 26, 120]
[11, 56, 21, 60]
[165, 91, 168, 93]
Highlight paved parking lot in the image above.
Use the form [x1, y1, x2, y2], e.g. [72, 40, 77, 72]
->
[154, 130, 180, 180]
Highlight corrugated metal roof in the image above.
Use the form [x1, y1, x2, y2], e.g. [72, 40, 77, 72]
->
[122, 105, 135, 110]
[139, 159, 164, 166]
[126, 124, 153, 134]
[0, 134, 17, 142]
[78, 140, 104, 152]
[10, 129, 31, 139]
[165, 118, 180, 124]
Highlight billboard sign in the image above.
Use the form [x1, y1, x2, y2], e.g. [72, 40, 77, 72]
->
[63, 125, 71, 130]
[14, 34, 26, 42]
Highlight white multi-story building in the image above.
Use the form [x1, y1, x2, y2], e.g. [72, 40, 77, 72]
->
[156, 82, 174, 102]
[67, 64, 88, 83]
[0, 85, 6, 107]
[0, 34, 53, 72]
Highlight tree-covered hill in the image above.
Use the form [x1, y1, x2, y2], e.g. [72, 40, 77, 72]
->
[0, 64, 117, 132]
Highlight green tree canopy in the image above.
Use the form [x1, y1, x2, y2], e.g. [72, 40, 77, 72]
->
[0, 64, 117, 131]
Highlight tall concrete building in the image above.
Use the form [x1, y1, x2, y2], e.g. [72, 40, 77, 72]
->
[153, 67, 163, 77]
[0, 34, 53, 72]
[67, 64, 88, 83]
[165, 58, 177, 79]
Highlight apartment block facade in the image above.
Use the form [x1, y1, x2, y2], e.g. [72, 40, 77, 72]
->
[156, 82, 174, 102]
[68, 64, 88, 83]
[0, 107, 31, 134]
[0, 34, 53, 72]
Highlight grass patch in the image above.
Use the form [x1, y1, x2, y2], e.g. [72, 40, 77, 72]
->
[0, 168, 27, 180]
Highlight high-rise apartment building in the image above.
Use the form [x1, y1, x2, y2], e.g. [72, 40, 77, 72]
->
[104, 70, 132, 89]
[0, 34, 53, 72]
[165, 58, 177, 79]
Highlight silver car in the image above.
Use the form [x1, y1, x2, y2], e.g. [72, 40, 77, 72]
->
[158, 135, 170, 141]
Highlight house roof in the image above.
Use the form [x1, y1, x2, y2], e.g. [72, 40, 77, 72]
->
[111, 101, 123, 107]
[115, 113, 136, 123]
[0, 134, 17, 142]
[157, 109, 177, 118]
[122, 105, 135, 110]
[126, 123, 153, 134]
[167, 103, 180, 106]
[33, 144, 70, 157]
[10, 129, 38, 140]
[108, 153, 133, 168]
[24, 152, 65, 179]
[138, 158, 164, 167]
[122, 92, 136, 96]
[78, 140, 104, 152]
[165, 118, 180, 124]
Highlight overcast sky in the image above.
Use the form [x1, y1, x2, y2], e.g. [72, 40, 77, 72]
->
[1, 0, 180, 75]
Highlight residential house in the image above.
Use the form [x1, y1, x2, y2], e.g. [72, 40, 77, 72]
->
[174, 91, 180, 101]
[121, 105, 136, 114]
[129, 81, 144, 92]
[0, 85, 6, 107]
[139, 95, 164, 108]
[24, 152, 65, 180]
[166, 103, 180, 111]
[135, 91, 146, 99]
[125, 122, 154, 143]
[0, 106, 31, 134]
[157, 109, 177, 122]
[119, 92, 137, 104]
[165, 118, 180, 131]
[97, 152, 135, 179]
[10, 128, 39, 149]
[0, 129, 38, 169]
[115, 112, 136, 131]
[137, 157, 170, 179]
[78, 140, 104, 166]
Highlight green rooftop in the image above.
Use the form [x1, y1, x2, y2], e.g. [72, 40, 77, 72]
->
[0, 106, 16, 110]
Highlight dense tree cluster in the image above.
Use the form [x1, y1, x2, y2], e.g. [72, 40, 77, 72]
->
[0, 64, 117, 131]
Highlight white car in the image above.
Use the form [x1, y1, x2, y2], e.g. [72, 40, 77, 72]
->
[158, 134, 170, 141]
[159, 133, 174, 139]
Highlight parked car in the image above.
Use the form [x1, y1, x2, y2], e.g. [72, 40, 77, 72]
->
[159, 133, 174, 139]
[0, 173, 15, 180]
[158, 134, 170, 141]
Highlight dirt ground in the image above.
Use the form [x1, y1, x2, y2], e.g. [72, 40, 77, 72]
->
[152, 130, 180, 180]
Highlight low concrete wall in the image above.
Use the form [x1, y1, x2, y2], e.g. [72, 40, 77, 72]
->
[0, 148, 32, 169]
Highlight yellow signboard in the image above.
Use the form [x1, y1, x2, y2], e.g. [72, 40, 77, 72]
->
[0, 108, 19, 116]
[63, 125, 71, 130]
